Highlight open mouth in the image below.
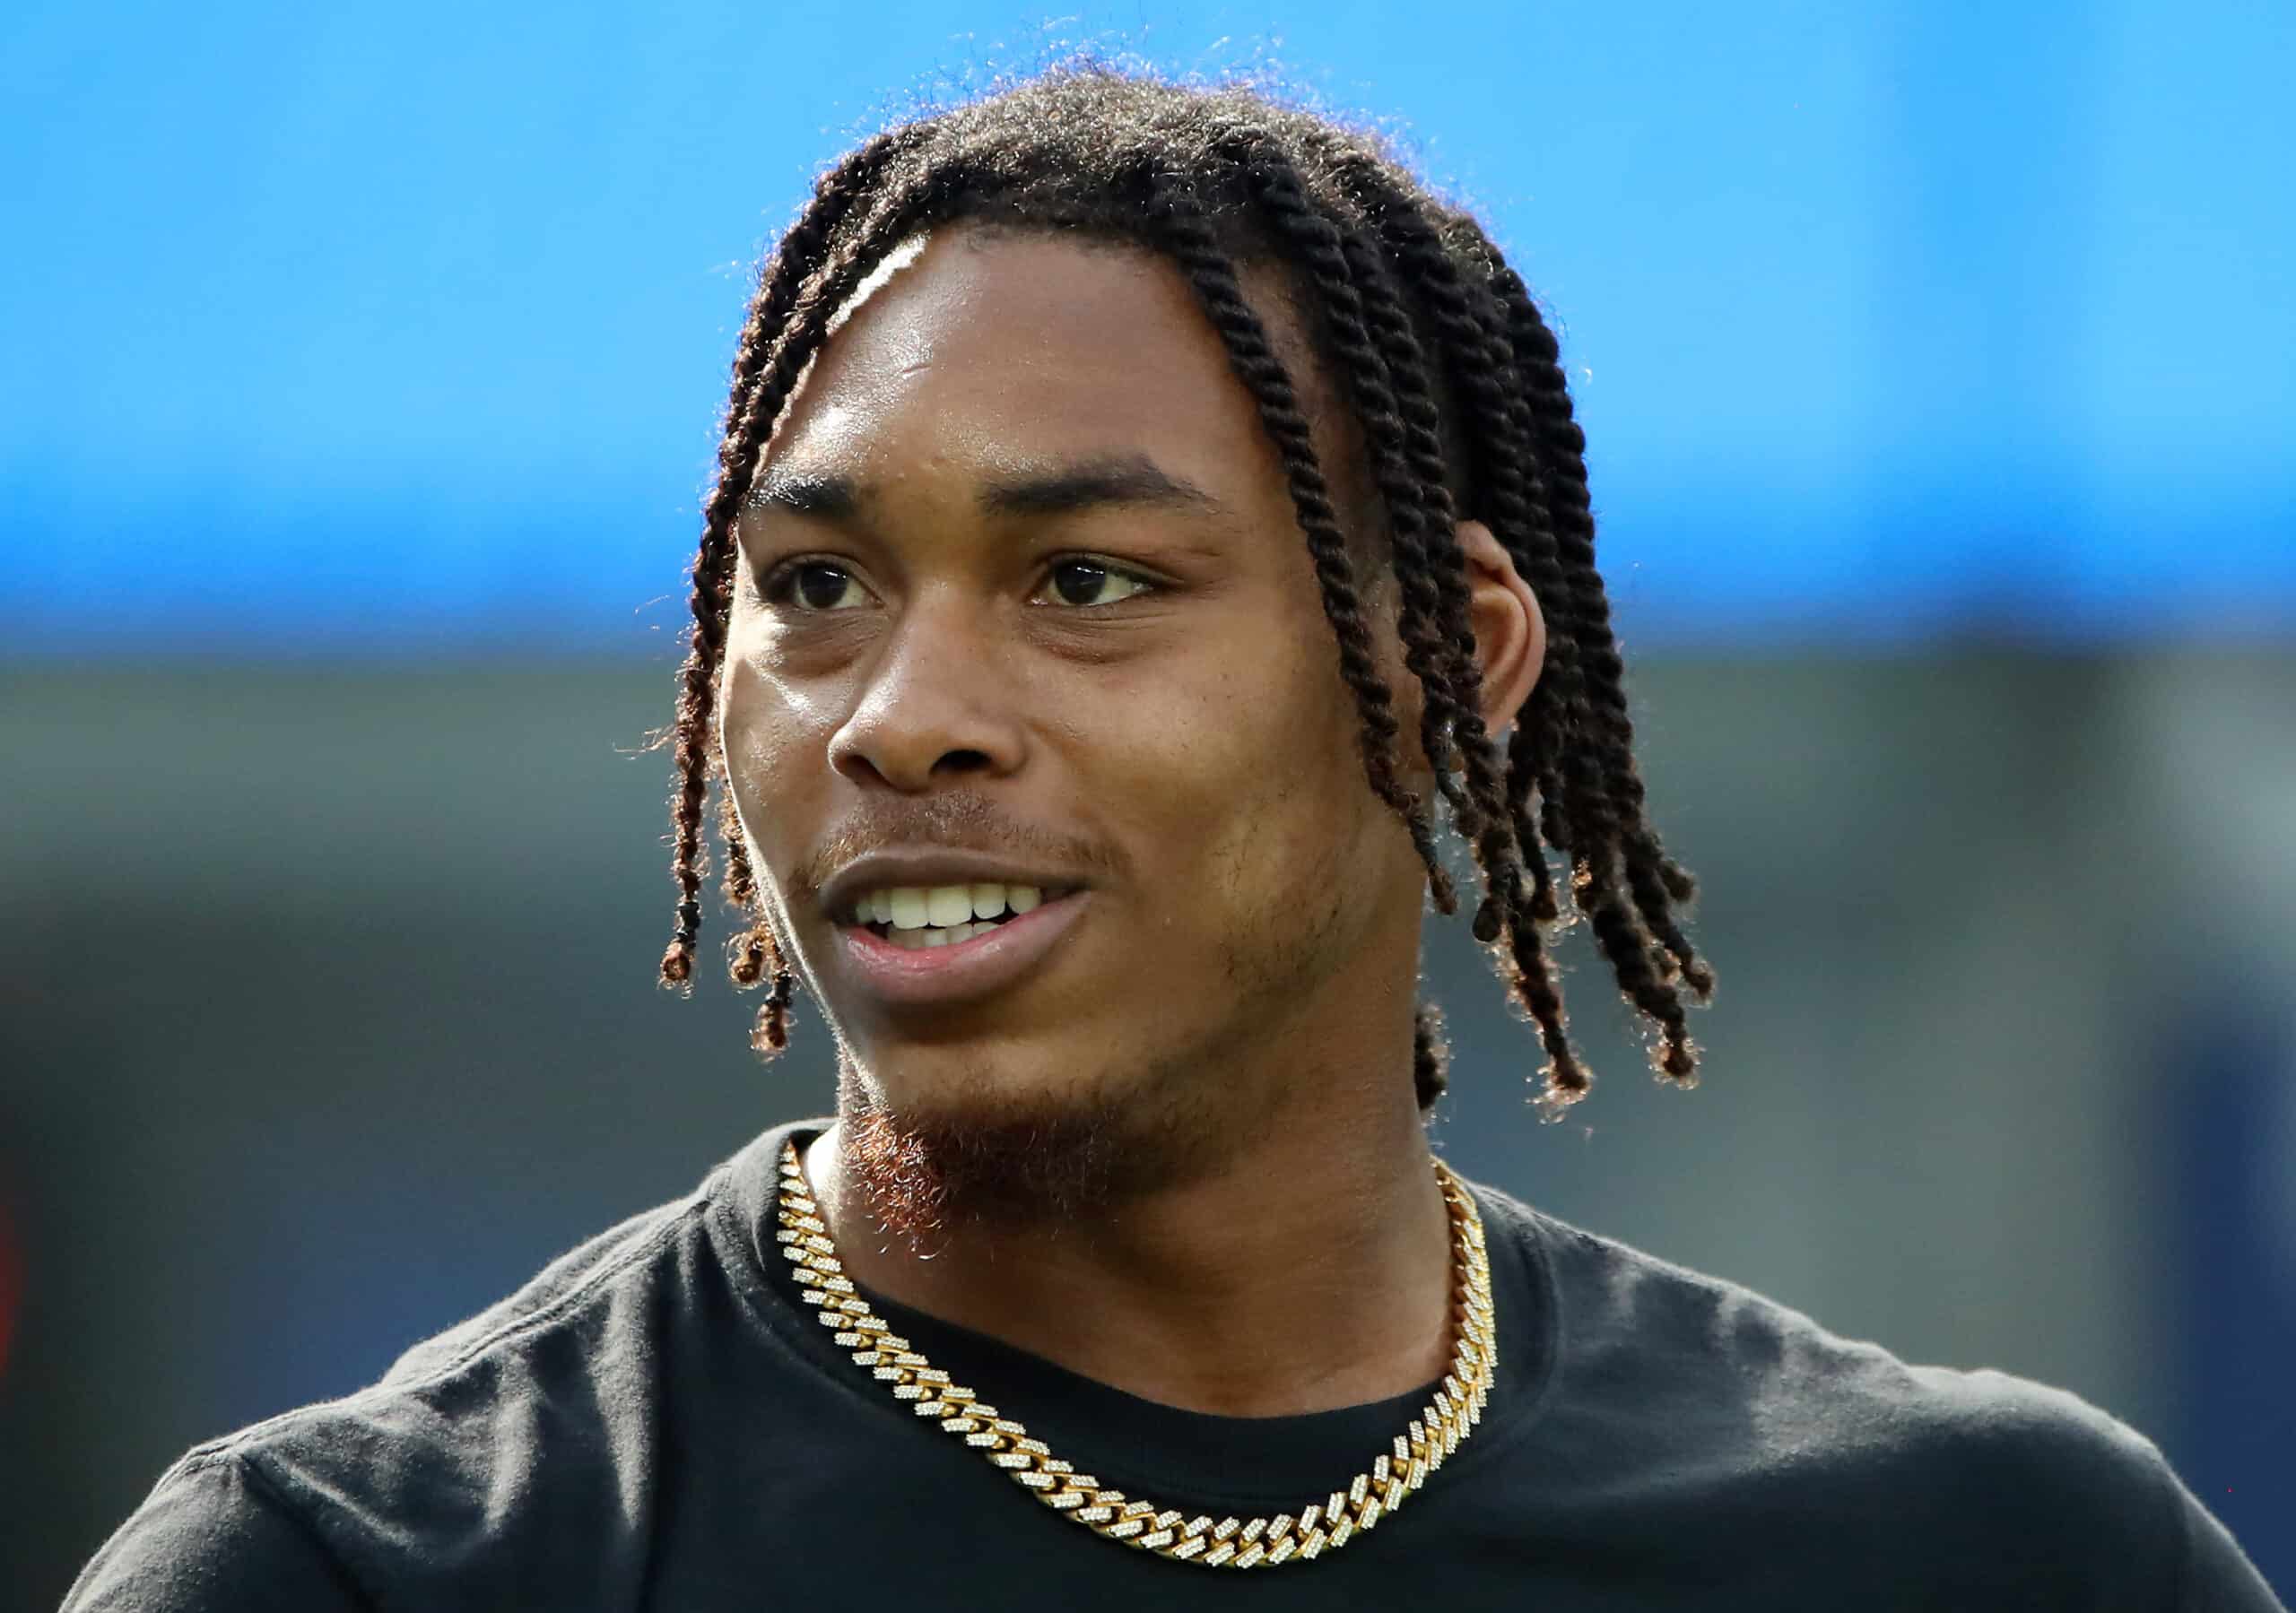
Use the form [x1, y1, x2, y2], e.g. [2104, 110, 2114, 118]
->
[835, 886, 1091, 1005]
[839, 882, 1078, 950]
[856, 910, 1021, 950]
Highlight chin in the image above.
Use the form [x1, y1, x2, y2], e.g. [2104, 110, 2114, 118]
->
[833, 1044, 1220, 1240]
[847, 1037, 1100, 1114]
[843, 1053, 1151, 1173]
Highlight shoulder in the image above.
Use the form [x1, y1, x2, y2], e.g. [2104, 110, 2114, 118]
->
[1488, 1183, 2155, 1461]
[1478, 1186, 2215, 1603]
[73, 1142, 778, 1609]
[62, 1449, 370, 1611]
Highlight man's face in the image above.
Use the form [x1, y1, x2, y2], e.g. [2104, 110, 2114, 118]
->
[718, 225, 1429, 1178]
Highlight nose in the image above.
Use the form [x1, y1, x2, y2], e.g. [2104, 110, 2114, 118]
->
[825, 590, 1026, 792]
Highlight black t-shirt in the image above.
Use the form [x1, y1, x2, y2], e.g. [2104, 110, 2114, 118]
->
[65, 1117, 2283, 1609]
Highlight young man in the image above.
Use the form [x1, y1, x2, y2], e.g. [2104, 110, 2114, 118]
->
[66, 67, 2282, 1609]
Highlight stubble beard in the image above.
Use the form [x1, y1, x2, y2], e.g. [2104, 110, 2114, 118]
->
[834, 1041, 1236, 1253]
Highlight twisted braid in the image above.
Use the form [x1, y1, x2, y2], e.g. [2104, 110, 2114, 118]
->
[1140, 174, 1441, 898]
[655, 143, 986, 1054]
[658, 131, 916, 992]
[1209, 132, 1584, 1108]
[1315, 163, 1613, 1097]
[1144, 165, 1474, 1111]
[1326, 218, 1590, 1103]
[1350, 168, 1716, 1086]
[1215, 138, 1482, 867]
[1317, 170, 1576, 924]
[1485, 257, 1714, 1065]
[714, 131, 924, 908]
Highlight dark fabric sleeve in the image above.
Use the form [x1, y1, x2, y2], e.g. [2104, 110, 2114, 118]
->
[59, 1452, 371, 1613]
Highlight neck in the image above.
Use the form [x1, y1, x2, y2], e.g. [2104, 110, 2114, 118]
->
[799, 1059, 1456, 1419]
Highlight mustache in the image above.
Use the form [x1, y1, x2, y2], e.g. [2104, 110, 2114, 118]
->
[796, 791, 1121, 900]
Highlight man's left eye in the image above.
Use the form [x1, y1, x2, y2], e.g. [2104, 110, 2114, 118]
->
[1042, 559, 1155, 608]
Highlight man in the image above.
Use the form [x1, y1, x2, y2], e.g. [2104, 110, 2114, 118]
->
[66, 66, 2281, 1609]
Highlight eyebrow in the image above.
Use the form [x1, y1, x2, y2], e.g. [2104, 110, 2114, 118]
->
[743, 453, 1230, 525]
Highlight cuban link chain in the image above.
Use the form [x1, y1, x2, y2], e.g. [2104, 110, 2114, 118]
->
[773, 1138, 1496, 1569]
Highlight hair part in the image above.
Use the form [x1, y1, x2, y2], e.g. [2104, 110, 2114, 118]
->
[644, 64, 1713, 1120]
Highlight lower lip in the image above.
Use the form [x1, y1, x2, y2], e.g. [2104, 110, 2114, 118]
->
[835, 891, 1091, 1008]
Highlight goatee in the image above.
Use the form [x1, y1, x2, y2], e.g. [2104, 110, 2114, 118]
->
[835, 1055, 1222, 1253]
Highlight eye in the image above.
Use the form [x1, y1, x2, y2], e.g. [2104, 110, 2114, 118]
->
[1039, 558, 1157, 609]
[761, 559, 870, 612]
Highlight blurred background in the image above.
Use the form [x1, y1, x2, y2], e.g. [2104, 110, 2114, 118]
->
[4, 0, 2291, 1604]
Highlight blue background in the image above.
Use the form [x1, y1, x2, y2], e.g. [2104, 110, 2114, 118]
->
[5, 0, 2290, 658]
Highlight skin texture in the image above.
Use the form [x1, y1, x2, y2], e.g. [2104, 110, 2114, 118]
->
[718, 225, 1544, 1418]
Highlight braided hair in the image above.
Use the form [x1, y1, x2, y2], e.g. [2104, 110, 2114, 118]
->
[647, 66, 1713, 1120]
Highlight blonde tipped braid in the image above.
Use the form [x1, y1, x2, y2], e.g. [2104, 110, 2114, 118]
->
[774, 1139, 1496, 1569]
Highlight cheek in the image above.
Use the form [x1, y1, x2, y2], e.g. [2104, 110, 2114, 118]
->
[718, 655, 836, 855]
[1102, 637, 1368, 937]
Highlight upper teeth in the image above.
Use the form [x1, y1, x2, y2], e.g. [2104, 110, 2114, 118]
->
[849, 882, 1048, 930]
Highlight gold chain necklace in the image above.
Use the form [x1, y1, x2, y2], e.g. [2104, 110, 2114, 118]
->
[774, 1138, 1496, 1569]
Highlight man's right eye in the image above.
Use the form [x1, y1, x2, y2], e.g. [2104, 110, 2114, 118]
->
[762, 560, 869, 612]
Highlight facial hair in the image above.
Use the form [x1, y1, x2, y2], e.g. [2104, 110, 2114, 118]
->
[834, 1045, 1230, 1253]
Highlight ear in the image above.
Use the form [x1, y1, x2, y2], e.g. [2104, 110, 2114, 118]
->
[1455, 517, 1545, 737]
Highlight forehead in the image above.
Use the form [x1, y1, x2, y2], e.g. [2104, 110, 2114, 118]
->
[751, 223, 1347, 504]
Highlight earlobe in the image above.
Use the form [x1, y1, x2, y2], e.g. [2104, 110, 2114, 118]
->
[1454, 518, 1544, 737]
